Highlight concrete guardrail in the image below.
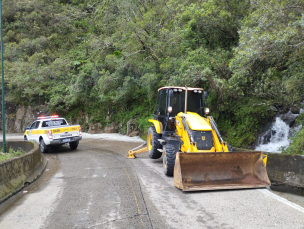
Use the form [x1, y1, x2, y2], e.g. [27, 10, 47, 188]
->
[235, 147, 303, 195]
[0, 141, 47, 203]
[264, 152, 304, 189]
[0, 143, 303, 202]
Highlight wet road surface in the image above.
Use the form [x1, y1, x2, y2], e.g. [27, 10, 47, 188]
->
[1, 137, 304, 228]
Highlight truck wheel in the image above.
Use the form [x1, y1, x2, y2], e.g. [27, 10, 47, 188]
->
[24, 136, 28, 141]
[69, 141, 79, 150]
[147, 126, 162, 159]
[163, 144, 176, 176]
[39, 139, 49, 153]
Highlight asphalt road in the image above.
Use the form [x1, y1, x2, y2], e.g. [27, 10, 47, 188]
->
[1, 137, 304, 229]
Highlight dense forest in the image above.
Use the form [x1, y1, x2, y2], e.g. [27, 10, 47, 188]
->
[2, 0, 304, 150]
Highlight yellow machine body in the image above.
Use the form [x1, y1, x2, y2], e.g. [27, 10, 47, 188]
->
[173, 112, 270, 191]
[175, 112, 229, 153]
[127, 86, 270, 191]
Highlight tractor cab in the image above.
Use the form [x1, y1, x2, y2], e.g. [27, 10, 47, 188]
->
[154, 86, 208, 132]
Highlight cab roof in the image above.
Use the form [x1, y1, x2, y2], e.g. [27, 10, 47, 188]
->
[158, 86, 204, 91]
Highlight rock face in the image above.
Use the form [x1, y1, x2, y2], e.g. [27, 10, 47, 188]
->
[15, 106, 37, 132]
[104, 122, 119, 133]
[88, 123, 104, 134]
[0, 103, 138, 136]
[88, 122, 119, 134]
[0, 104, 39, 133]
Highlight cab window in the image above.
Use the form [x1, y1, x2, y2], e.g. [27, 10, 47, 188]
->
[42, 119, 67, 127]
[30, 121, 40, 129]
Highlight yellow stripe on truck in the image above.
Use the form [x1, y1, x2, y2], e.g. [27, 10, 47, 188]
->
[28, 126, 79, 136]
[51, 126, 79, 134]
[31, 130, 48, 135]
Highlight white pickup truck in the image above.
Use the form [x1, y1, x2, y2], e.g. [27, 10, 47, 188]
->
[24, 115, 82, 153]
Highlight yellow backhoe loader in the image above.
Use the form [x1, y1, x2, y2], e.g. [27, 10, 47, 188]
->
[127, 86, 270, 191]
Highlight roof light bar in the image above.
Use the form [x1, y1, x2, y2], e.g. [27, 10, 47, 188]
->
[37, 115, 59, 120]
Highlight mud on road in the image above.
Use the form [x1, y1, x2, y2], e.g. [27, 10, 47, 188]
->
[0, 136, 304, 229]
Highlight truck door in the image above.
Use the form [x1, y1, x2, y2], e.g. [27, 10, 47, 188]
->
[28, 121, 40, 141]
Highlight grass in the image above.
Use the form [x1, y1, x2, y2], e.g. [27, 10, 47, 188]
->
[0, 148, 26, 162]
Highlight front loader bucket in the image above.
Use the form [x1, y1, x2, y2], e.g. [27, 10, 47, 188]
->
[174, 151, 270, 191]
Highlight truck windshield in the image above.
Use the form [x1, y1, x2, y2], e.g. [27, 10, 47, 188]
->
[170, 91, 204, 116]
[187, 91, 204, 114]
[42, 119, 67, 127]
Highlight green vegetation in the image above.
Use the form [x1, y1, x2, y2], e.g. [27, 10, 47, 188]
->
[0, 148, 26, 162]
[283, 113, 304, 155]
[283, 128, 304, 155]
[2, 0, 304, 147]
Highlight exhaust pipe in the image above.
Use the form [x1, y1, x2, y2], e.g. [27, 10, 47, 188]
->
[184, 85, 188, 114]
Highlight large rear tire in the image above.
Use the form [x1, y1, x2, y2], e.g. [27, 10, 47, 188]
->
[163, 144, 176, 176]
[147, 126, 162, 159]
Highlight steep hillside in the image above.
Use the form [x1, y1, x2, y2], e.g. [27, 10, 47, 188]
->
[2, 0, 304, 148]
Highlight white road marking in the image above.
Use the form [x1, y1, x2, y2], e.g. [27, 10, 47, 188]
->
[258, 189, 304, 213]
[137, 158, 304, 229]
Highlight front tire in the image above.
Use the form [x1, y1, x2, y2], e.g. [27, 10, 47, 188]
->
[147, 126, 162, 159]
[163, 144, 176, 176]
[39, 139, 49, 153]
[24, 136, 28, 141]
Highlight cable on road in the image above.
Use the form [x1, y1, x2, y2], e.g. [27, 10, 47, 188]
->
[124, 167, 145, 228]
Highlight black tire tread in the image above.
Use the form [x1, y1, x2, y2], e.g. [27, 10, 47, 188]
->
[69, 141, 79, 150]
[227, 143, 233, 152]
[39, 139, 49, 153]
[147, 126, 162, 159]
[164, 144, 176, 176]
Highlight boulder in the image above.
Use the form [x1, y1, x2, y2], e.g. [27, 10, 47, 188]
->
[279, 111, 298, 127]
[104, 122, 119, 133]
[291, 106, 300, 114]
[88, 123, 104, 134]
[128, 131, 139, 137]
[127, 119, 137, 136]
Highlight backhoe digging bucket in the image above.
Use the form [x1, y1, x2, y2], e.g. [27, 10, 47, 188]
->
[174, 151, 270, 191]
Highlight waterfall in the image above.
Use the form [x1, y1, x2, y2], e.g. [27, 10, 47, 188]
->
[255, 117, 291, 153]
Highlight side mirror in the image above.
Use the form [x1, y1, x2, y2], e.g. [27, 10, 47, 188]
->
[204, 91, 208, 99]
[25, 126, 30, 130]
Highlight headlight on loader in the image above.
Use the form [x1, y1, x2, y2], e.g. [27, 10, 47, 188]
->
[205, 108, 210, 114]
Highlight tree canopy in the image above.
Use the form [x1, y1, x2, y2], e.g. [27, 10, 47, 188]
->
[2, 0, 304, 147]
